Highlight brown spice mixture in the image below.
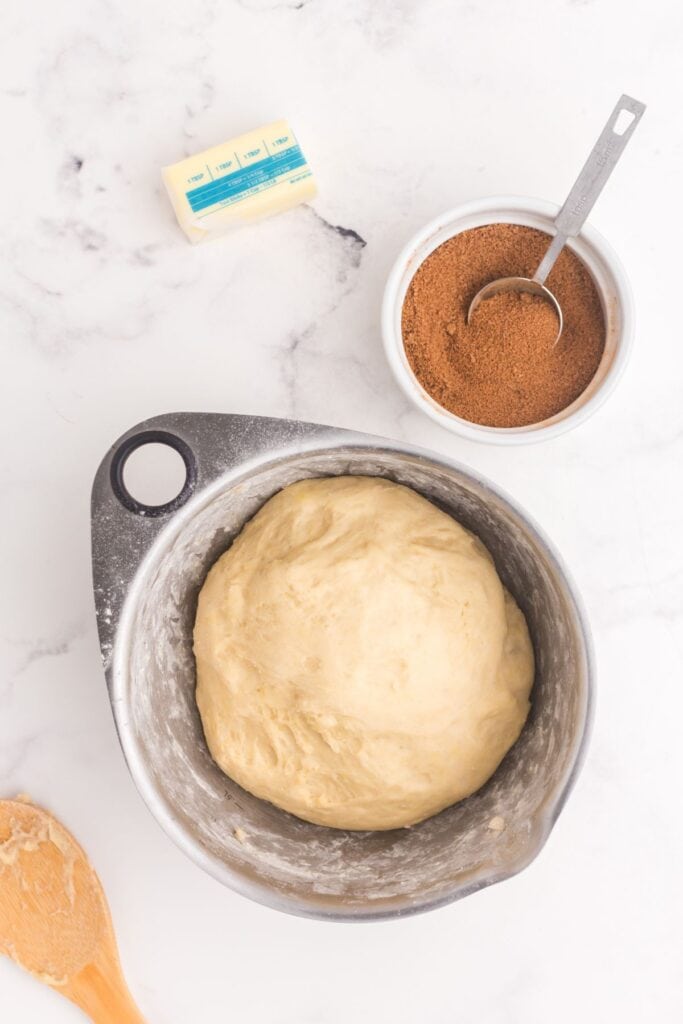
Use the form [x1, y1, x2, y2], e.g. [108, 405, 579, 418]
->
[402, 223, 606, 427]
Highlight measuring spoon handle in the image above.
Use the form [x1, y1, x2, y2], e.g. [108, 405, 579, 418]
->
[534, 94, 646, 285]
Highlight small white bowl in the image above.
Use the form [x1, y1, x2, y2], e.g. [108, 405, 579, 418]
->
[382, 196, 634, 445]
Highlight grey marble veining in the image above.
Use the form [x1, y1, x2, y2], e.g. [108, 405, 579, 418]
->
[1, 0, 682, 1021]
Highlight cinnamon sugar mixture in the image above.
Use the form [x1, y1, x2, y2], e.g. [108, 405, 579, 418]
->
[402, 224, 606, 427]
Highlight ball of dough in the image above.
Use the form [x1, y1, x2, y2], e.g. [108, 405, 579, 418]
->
[194, 476, 533, 831]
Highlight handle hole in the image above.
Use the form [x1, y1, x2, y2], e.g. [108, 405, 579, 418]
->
[110, 430, 197, 517]
[613, 108, 635, 136]
[123, 443, 188, 508]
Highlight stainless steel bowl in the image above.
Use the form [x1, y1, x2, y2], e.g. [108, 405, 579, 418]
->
[91, 412, 594, 921]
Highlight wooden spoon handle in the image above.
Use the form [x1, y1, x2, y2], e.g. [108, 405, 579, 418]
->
[63, 959, 147, 1024]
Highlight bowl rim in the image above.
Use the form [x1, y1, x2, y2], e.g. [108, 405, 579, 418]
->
[102, 415, 596, 921]
[381, 194, 635, 445]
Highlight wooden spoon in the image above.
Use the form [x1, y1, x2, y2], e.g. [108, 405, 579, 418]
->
[0, 798, 146, 1023]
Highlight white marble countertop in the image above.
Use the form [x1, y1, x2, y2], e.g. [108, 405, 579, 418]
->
[2, 1, 682, 1020]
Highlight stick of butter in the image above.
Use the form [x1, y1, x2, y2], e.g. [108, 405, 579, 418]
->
[162, 120, 316, 244]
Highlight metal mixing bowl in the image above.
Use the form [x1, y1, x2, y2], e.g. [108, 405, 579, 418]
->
[91, 412, 593, 921]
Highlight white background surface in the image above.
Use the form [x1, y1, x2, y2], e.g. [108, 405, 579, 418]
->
[1, 1, 682, 1020]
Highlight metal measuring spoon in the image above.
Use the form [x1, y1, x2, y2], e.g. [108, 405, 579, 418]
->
[467, 94, 646, 343]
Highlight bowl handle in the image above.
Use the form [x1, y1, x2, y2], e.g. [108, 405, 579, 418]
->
[108, 428, 198, 518]
[90, 412, 349, 676]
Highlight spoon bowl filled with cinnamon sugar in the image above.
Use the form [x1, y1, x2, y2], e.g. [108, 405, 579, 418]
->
[382, 195, 634, 445]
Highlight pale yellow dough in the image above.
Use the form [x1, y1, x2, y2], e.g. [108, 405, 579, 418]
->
[194, 476, 534, 831]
